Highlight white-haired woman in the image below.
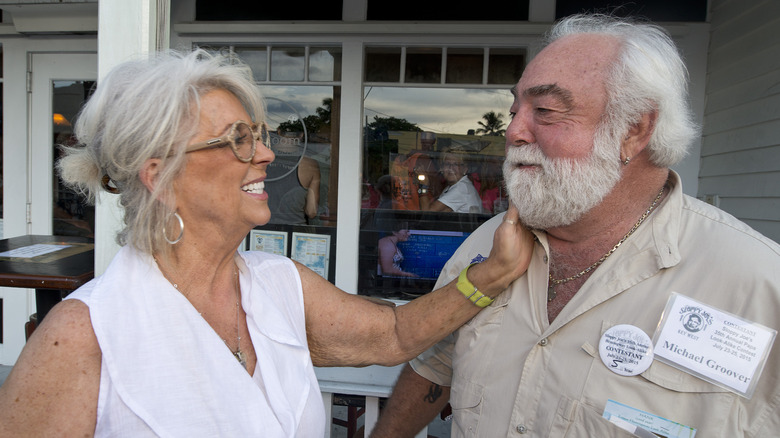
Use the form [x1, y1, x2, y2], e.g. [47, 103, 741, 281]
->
[0, 50, 532, 436]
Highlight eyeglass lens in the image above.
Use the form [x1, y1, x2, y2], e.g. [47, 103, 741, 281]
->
[232, 122, 256, 161]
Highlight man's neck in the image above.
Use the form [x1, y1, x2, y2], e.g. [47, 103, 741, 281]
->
[544, 167, 670, 322]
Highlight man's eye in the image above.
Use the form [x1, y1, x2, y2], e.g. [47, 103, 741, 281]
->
[508, 112, 517, 119]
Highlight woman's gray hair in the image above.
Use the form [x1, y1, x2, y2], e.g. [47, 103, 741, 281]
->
[545, 14, 699, 167]
[57, 49, 264, 255]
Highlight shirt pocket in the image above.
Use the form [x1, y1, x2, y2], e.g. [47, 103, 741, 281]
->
[550, 396, 642, 438]
[579, 339, 733, 435]
[449, 379, 484, 438]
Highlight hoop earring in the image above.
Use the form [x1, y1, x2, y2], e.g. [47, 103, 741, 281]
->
[163, 211, 184, 245]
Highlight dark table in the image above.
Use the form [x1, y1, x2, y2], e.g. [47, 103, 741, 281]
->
[0, 235, 94, 323]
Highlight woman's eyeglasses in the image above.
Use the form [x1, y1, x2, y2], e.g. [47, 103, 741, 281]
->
[183, 120, 269, 162]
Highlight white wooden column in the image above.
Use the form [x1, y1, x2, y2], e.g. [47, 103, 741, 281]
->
[94, 0, 169, 274]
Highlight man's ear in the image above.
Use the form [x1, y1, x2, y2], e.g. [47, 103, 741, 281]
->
[139, 158, 162, 193]
[621, 110, 657, 162]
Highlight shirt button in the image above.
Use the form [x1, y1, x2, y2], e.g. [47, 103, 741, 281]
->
[539, 338, 548, 346]
[516, 424, 527, 434]
[543, 255, 549, 263]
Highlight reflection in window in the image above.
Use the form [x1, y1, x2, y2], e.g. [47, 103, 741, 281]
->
[53, 80, 96, 238]
[366, 45, 525, 86]
[261, 86, 338, 226]
[446, 48, 483, 84]
[256, 85, 341, 281]
[200, 45, 342, 282]
[488, 48, 526, 84]
[234, 47, 267, 81]
[360, 86, 513, 298]
[405, 48, 442, 84]
[365, 47, 402, 83]
[309, 47, 341, 82]
[271, 47, 306, 82]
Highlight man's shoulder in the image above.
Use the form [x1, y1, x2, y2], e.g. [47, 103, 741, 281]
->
[680, 195, 780, 257]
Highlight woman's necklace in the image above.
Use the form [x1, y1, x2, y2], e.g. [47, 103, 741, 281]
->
[156, 258, 246, 369]
[547, 186, 666, 302]
[231, 268, 247, 369]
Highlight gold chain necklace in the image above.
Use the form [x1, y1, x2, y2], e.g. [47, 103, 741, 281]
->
[156, 258, 246, 369]
[547, 186, 666, 302]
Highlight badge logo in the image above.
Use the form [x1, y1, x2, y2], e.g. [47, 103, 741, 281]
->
[679, 305, 712, 333]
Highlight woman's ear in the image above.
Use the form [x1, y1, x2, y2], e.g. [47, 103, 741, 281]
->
[621, 110, 657, 161]
[139, 158, 162, 193]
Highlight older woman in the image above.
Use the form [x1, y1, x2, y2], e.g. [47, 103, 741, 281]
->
[420, 149, 484, 213]
[0, 50, 532, 436]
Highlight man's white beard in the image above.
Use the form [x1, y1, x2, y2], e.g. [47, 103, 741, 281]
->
[503, 128, 622, 229]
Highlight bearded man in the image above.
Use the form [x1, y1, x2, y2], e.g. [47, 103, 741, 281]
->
[372, 13, 780, 438]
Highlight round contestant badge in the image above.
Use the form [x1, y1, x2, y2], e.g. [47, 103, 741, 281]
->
[599, 324, 654, 376]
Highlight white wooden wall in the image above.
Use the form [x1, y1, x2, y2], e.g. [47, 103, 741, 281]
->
[699, 0, 780, 243]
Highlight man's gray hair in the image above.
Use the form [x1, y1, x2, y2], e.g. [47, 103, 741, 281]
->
[57, 49, 264, 255]
[546, 14, 699, 167]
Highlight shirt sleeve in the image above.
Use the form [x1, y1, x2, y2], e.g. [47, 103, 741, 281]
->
[437, 179, 471, 212]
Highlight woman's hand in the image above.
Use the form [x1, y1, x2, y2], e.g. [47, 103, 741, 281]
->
[301, 203, 535, 368]
[467, 203, 534, 297]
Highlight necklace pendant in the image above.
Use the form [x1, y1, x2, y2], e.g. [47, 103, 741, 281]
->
[547, 283, 557, 302]
[234, 349, 247, 369]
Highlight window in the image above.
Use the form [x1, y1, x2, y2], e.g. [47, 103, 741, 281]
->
[359, 45, 523, 298]
[202, 44, 342, 281]
[367, 0, 529, 20]
[195, 0, 343, 20]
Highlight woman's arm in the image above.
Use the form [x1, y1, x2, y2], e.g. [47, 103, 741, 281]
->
[302, 206, 533, 367]
[298, 156, 321, 220]
[419, 196, 452, 212]
[0, 299, 101, 436]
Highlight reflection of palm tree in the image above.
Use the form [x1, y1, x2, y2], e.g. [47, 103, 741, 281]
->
[476, 111, 506, 136]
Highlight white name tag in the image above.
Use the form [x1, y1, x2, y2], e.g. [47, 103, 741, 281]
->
[603, 399, 696, 438]
[652, 293, 776, 398]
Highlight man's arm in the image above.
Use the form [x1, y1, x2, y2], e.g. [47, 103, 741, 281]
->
[371, 364, 450, 438]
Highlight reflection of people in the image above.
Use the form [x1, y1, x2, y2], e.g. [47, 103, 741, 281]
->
[266, 130, 321, 224]
[373, 14, 780, 437]
[390, 152, 442, 210]
[377, 227, 418, 278]
[420, 149, 483, 213]
[0, 50, 534, 436]
[471, 158, 504, 214]
[375, 174, 397, 209]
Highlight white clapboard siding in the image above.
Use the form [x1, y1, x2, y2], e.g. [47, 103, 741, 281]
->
[701, 0, 780, 243]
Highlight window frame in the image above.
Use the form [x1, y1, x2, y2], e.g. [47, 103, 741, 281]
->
[174, 30, 537, 294]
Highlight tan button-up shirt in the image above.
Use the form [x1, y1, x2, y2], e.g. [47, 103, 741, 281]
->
[412, 172, 780, 437]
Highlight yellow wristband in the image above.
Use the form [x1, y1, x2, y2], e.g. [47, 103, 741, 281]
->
[457, 263, 494, 308]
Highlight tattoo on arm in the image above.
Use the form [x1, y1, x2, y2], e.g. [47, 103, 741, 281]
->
[423, 384, 443, 404]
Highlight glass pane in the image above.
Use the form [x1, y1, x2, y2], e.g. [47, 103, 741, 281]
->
[488, 48, 526, 85]
[0, 82, 3, 232]
[365, 47, 401, 82]
[271, 47, 305, 82]
[234, 46, 268, 82]
[309, 47, 341, 82]
[367, 0, 529, 20]
[196, 0, 343, 20]
[253, 85, 340, 282]
[53, 80, 96, 238]
[446, 48, 483, 84]
[405, 48, 441, 84]
[359, 86, 512, 298]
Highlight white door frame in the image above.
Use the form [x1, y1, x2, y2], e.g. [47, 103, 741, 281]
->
[30, 52, 97, 235]
[0, 40, 96, 365]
